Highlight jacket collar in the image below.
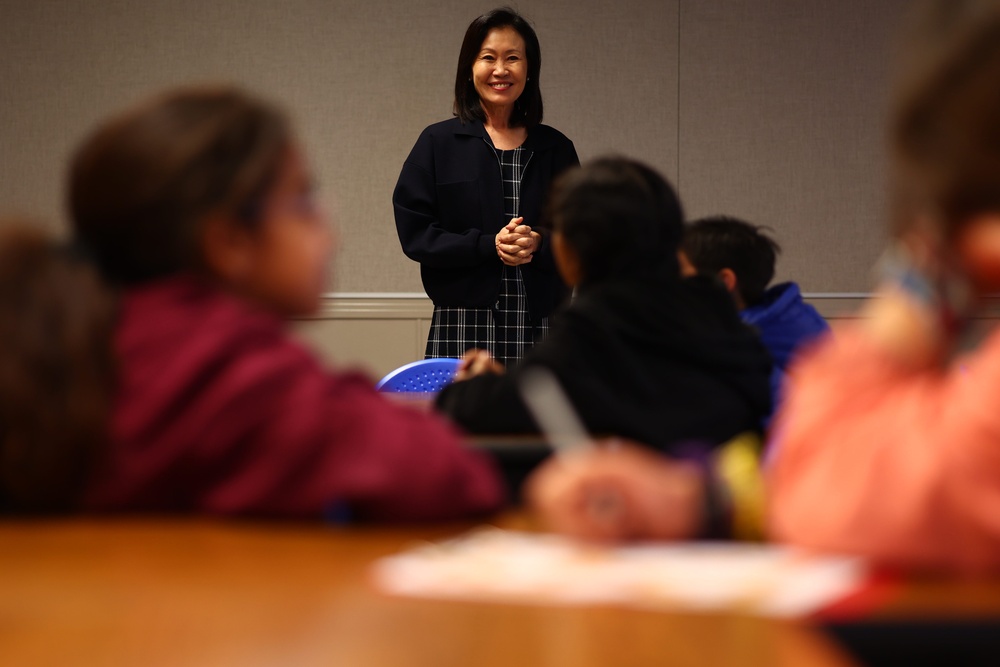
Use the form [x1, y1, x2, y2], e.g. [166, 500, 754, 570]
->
[450, 117, 555, 151]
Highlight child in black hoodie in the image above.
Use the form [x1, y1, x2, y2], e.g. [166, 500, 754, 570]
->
[436, 157, 772, 453]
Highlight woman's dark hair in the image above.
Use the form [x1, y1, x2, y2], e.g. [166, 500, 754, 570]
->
[453, 7, 543, 128]
[0, 223, 116, 513]
[68, 85, 292, 285]
[681, 216, 781, 306]
[889, 0, 1000, 238]
[545, 157, 684, 286]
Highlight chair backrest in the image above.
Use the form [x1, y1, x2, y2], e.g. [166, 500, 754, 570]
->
[375, 358, 461, 393]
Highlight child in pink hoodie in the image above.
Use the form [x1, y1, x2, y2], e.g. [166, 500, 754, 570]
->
[768, 0, 1000, 573]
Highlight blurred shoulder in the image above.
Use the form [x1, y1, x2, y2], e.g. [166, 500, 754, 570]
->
[117, 275, 295, 361]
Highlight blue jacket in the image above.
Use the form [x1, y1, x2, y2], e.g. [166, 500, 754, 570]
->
[741, 282, 829, 370]
[392, 117, 579, 320]
[742, 282, 829, 425]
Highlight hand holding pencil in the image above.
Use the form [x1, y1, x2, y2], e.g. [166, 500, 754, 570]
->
[519, 367, 706, 543]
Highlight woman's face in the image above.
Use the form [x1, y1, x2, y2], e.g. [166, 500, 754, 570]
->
[236, 146, 335, 317]
[472, 26, 527, 111]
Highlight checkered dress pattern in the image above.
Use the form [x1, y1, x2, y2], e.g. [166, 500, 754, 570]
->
[425, 140, 550, 368]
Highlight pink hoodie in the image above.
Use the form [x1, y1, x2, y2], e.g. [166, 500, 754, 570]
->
[768, 323, 1000, 573]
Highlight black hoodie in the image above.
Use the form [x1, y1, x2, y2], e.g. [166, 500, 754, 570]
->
[435, 274, 773, 453]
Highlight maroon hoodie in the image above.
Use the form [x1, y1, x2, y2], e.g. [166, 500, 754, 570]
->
[83, 275, 503, 520]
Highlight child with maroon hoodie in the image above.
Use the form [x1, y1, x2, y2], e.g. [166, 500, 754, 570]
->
[0, 86, 502, 520]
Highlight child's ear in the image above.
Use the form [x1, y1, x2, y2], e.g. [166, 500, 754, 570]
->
[552, 231, 583, 287]
[200, 214, 256, 285]
[716, 268, 746, 309]
[677, 250, 698, 277]
[717, 267, 738, 294]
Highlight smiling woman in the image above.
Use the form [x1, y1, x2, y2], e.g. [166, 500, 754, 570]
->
[392, 7, 579, 370]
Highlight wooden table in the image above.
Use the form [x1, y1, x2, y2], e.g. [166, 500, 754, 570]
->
[0, 516, 863, 667]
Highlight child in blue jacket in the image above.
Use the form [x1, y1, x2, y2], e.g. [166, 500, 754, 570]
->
[679, 216, 830, 409]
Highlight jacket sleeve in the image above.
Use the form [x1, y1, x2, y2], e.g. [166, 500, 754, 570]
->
[435, 371, 540, 436]
[432, 306, 583, 436]
[198, 334, 505, 521]
[767, 324, 1000, 573]
[392, 130, 497, 269]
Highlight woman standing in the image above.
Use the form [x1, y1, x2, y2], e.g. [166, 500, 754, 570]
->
[393, 7, 579, 367]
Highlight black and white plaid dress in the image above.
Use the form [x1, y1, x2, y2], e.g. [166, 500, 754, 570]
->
[424, 140, 550, 368]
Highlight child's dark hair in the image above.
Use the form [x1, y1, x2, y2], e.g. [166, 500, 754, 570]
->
[453, 7, 543, 128]
[681, 216, 780, 307]
[890, 0, 1000, 237]
[69, 85, 292, 285]
[545, 156, 684, 286]
[0, 223, 116, 513]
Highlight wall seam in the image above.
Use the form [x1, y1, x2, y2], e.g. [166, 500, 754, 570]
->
[676, 0, 682, 192]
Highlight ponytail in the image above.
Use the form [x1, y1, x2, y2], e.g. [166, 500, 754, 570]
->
[0, 222, 116, 513]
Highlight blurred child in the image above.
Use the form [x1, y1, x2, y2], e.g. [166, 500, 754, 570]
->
[679, 216, 829, 374]
[0, 86, 502, 519]
[435, 157, 773, 454]
[768, 0, 1000, 572]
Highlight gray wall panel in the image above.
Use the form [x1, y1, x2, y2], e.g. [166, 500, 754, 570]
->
[678, 0, 910, 292]
[1, 0, 915, 294]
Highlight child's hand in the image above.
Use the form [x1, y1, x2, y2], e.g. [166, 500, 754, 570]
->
[524, 442, 706, 543]
[453, 349, 505, 382]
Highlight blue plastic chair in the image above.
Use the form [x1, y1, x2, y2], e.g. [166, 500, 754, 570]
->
[375, 358, 462, 393]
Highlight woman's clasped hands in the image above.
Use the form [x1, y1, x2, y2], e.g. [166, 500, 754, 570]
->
[495, 217, 540, 266]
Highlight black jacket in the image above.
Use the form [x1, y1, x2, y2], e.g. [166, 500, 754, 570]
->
[435, 275, 774, 453]
[392, 118, 579, 320]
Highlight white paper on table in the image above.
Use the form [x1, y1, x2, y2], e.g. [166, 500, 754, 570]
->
[371, 527, 867, 618]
